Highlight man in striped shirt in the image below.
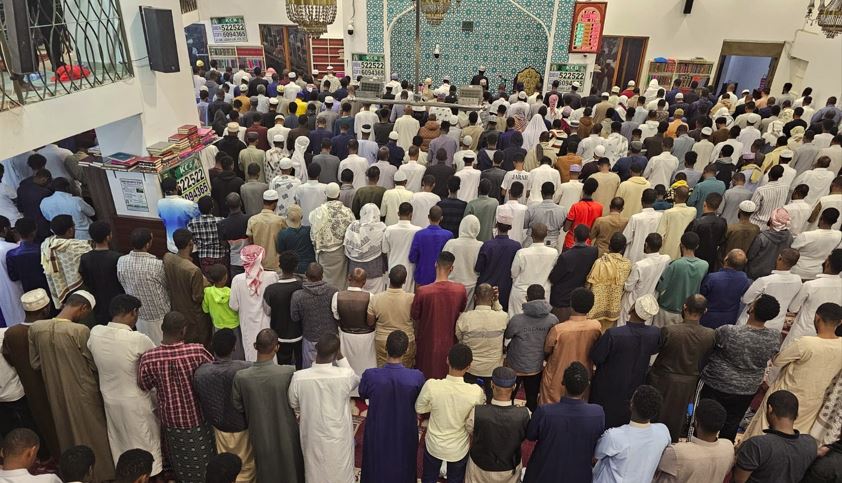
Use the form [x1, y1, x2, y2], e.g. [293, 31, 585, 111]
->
[750, 165, 789, 230]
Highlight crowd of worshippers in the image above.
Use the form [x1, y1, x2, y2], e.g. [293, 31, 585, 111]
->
[0, 64, 841, 483]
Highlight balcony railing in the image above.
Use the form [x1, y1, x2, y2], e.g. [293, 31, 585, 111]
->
[180, 0, 197, 14]
[0, 0, 133, 111]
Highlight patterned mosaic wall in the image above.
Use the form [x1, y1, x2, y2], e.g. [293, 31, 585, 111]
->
[366, 0, 575, 86]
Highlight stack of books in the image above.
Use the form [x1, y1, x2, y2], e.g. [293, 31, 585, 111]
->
[103, 152, 138, 171]
[134, 156, 163, 173]
[168, 133, 192, 152]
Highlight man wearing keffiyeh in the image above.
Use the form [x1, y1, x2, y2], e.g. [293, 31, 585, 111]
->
[40, 214, 91, 309]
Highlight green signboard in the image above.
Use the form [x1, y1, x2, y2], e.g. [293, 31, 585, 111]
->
[211, 16, 247, 43]
[351, 53, 385, 80]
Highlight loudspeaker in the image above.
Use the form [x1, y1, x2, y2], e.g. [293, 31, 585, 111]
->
[3, 0, 37, 73]
[683, 0, 694, 14]
[139, 6, 180, 73]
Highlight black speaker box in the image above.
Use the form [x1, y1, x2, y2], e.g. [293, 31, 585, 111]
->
[139, 6, 180, 73]
[683, 0, 694, 14]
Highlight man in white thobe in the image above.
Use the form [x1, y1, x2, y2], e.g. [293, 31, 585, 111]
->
[782, 253, 842, 354]
[736, 248, 803, 333]
[294, 166, 327, 227]
[618, 234, 671, 324]
[508, 224, 558, 317]
[330, 269, 375, 393]
[383, 204, 423, 292]
[393, 106, 421, 151]
[410, 177, 441, 227]
[790, 214, 842, 280]
[622, 189, 663, 263]
[338, 142, 370, 190]
[790, 158, 836, 207]
[643, 138, 679, 189]
[380, 172, 414, 226]
[454, 153, 481, 202]
[355, 105, 379, 141]
[398, 149, 427, 192]
[526, 157, 562, 205]
[289, 334, 359, 483]
[87, 294, 163, 475]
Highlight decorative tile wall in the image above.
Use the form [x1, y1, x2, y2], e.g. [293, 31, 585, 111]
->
[366, 0, 576, 86]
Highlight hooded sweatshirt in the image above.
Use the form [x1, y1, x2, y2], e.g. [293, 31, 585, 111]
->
[746, 229, 794, 280]
[293, 280, 339, 341]
[504, 300, 559, 374]
[203, 285, 240, 329]
[443, 216, 483, 289]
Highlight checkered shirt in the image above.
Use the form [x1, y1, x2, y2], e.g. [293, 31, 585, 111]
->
[137, 342, 213, 428]
[117, 252, 171, 321]
[187, 214, 226, 259]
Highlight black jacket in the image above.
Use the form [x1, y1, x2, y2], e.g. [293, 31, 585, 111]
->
[211, 170, 244, 216]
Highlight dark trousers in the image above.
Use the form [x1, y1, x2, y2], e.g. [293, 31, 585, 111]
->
[699, 384, 754, 441]
[464, 373, 493, 403]
[0, 398, 49, 459]
[278, 340, 303, 369]
[513, 372, 542, 412]
[421, 447, 468, 483]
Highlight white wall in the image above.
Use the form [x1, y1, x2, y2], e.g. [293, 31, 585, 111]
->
[0, 0, 198, 161]
[601, 0, 842, 104]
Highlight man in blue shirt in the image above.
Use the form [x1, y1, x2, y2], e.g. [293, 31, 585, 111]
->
[593, 385, 671, 483]
[699, 249, 752, 329]
[157, 178, 200, 253]
[474, 206, 521, 311]
[525, 362, 604, 483]
[6, 218, 51, 301]
[39, 177, 95, 240]
[408, 205, 452, 286]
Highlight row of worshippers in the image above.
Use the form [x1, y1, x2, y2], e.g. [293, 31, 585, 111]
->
[2, 278, 841, 483]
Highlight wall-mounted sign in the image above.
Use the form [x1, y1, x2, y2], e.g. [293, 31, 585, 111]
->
[547, 63, 587, 92]
[569, 2, 606, 54]
[208, 45, 266, 71]
[351, 53, 385, 80]
[211, 16, 248, 43]
[159, 157, 211, 202]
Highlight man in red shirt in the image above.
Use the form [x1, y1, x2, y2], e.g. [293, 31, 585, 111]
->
[138, 311, 214, 482]
[562, 177, 603, 249]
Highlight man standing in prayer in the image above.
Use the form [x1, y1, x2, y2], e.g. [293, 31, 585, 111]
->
[28, 291, 114, 481]
[647, 294, 715, 441]
[381, 171, 414, 226]
[410, 175, 441, 226]
[540, 287, 602, 404]
[699, 249, 751, 329]
[158, 178, 200, 253]
[589, 198, 629, 256]
[685, 192, 727, 271]
[359, 330, 425, 483]
[590, 294, 662, 428]
[456, 283, 508, 398]
[524, 182, 567, 249]
[586, 233, 632, 330]
[525, 362, 605, 483]
[562, 178, 603, 249]
[698, 294, 782, 441]
[622, 189, 663, 263]
[194, 329, 254, 483]
[367, 266, 417, 366]
[416, 343, 486, 483]
[40, 215, 90, 310]
[163, 229, 211, 345]
[332, 268, 376, 381]
[464, 179, 500, 242]
[218, 194, 250, 278]
[656, 186, 698, 259]
[232, 329, 304, 483]
[262, 251, 303, 366]
[465, 366, 531, 482]
[87, 295, 162, 477]
[411, 251, 468, 379]
[246, 190, 286, 271]
[509, 224, 558, 317]
[383, 203, 423, 291]
[290, 263, 339, 368]
[549, 225, 599, 322]
[1, 289, 61, 460]
[409, 205, 453, 286]
[309, 182, 355, 291]
[475, 207, 521, 311]
[654, 232, 708, 327]
[138, 311, 215, 483]
[618, 234, 671, 324]
[78, 221, 124, 325]
[289, 333, 359, 483]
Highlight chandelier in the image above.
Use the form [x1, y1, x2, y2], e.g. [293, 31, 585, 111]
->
[420, 0, 451, 25]
[806, 0, 842, 38]
[286, 0, 337, 38]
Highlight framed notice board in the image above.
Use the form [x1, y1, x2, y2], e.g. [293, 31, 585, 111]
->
[210, 16, 247, 43]
[569, 2, 607, 54]
[208, 45, 266, 71]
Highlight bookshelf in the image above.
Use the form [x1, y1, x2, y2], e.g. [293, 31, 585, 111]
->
[310, 38, 345, 77]
[646, 58, 714, 88]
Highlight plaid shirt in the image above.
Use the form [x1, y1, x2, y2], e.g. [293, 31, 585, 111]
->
[187, 214, 226, 259]
[137, 342, 213, 428]
[117, 252, 171, 320]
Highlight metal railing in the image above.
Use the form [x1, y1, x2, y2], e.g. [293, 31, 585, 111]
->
[179, 0, 196, 14]
[0, 0, 133, 111]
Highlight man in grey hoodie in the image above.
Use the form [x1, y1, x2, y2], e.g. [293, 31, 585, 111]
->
[289, 262, 339, 368]
[504, 284, 558, 411]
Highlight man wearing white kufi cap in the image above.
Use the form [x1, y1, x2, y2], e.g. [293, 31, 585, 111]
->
[309, 182, 356, 291]
[589, 292, 662, 428]
[323, 65, 340, 92]
[618, 233, 671, 325]
[28, 290, 117, 481]
[1, 288, 61, 459]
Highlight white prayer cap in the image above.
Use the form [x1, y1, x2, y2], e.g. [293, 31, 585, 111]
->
[518, 91, 527, 100]
[389, 131, 399, 140]
[278, 157, 293, 170]
[391, 72, 399, 80]
[424, 77, 433, 84]
[462, 135, 473, 146]
[263, 189, 280, 201]
[73, 290, 96, 309]
[675, 92, 684, 99]
[611, 86, 620, 93]
[496, 204, 514, 225]
[312, 69, 320, 76]
[269, 97, 279, 105]
[289, 72, 297, 79]
[21, 288, 50, 312]
[479, 66, 487, 72]
[227, 122, 240, 133]
[394, 171, 408, 182]
[627, 80, 635, 87]
[412, 105, 426, 112]
[325, 96, 335, 104]
[747, 113, 761, 125]
[443, 76, 451, 82]
[781, 149, 794, 159]
[634, 294, 659, 320]
[242, 74, 251, 81]
[741, 89, 750, 94]
[326, 65, 334, 71]
[701, 127, 713, 136]
[275, 115, 285, 120]
[325, 182, 340, 198]
[361, 124, 372, 133]
[200, 85, 209, 92]
[601, 92, 609, 98]
[463, 151, 476, 160]
[572, 81, 581, 88]
[739, 200, 757, 213]
[594, 145, 606, 157]
[273, 134, 286, 143]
